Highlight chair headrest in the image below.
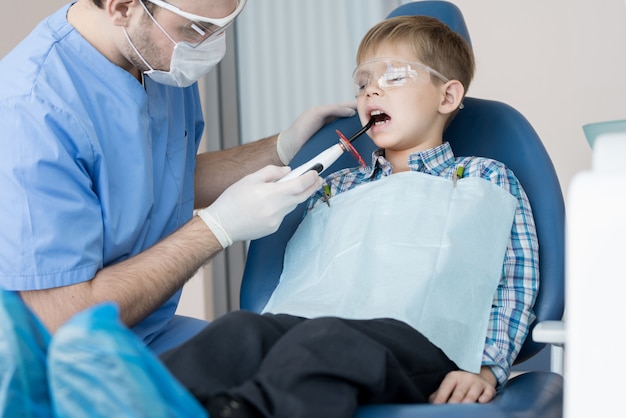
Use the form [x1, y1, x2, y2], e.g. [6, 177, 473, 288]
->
[386, 1, 472, 48]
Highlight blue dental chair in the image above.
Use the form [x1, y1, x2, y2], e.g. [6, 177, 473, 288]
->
[241, 2, 565, 417]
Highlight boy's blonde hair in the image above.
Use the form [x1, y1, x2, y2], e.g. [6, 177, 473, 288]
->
[357, 15, 475, 117]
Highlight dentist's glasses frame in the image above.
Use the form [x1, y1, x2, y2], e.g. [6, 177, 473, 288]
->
[352, 57, 450, 98]
[146, 0, 247, 46]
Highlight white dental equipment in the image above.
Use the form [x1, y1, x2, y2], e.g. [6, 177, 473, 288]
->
[278, 118, 374, 182]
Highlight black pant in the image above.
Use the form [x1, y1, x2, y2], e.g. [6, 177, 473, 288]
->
[160, 311, 458, 418]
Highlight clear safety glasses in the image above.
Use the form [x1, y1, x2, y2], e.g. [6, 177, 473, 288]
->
[146, 0, 247, 46]
[352, 58, 450, 98]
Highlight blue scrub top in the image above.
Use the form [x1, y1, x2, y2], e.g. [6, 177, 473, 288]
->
[0, 3, 205, 343]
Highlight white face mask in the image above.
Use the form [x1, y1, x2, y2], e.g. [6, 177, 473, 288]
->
[123, 2, 227, 88]
[144, 35, 226, 87]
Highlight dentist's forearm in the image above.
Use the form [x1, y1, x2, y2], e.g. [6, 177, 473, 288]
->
[20, 216, 221, 333]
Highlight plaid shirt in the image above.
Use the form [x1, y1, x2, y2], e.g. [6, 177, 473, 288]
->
[304, 142, 539, 387]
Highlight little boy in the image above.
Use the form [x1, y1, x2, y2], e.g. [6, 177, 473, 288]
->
[160, 14, 538, 418]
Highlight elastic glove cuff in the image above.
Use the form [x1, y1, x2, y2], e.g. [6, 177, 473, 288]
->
[197, 208, 233, 249]
[276, 132, 293, 165]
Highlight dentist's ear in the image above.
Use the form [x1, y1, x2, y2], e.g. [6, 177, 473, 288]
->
[439, 80, 465, 115]
[109, 0, 136, 25]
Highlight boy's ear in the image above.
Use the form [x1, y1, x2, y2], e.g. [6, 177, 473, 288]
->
[108, 0, 136, 26]
[439, 80, 465, 115]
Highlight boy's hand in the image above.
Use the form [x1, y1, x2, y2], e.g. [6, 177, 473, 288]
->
[428, 367, 497, 404]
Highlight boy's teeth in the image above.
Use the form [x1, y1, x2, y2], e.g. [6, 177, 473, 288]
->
[369, 109, 389, 126]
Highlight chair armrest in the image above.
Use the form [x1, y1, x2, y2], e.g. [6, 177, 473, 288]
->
[532, 320, 565, 374]
[532, 320, 565, 346]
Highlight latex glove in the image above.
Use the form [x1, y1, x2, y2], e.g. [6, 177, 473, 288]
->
[276, 101, 357, 165]
[197, 165, 322, 248]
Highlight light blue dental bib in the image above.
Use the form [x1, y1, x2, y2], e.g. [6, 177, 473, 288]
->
[262, 171, 517, 372]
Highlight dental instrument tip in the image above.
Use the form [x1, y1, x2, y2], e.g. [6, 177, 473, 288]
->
[348, 117, 375, 143]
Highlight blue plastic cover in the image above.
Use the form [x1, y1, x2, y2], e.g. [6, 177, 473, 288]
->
[48, 303, 207, 418]
[0, 290, 52, 417]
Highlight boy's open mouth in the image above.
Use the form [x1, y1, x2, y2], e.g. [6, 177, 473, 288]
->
[370, 110, 391, 126]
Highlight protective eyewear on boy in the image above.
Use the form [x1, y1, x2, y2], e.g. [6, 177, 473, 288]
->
[146, 0, 247, 45]
[352, 58, 450, 98]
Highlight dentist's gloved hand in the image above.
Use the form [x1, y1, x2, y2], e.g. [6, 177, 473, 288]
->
[197, 165, 323, 248]
[276, 101, 357, 165]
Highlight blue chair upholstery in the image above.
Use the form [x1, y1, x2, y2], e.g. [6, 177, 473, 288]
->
[241, 2, 565, 416]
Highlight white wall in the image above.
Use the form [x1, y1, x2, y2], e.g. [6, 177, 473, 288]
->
[2, 2, 69, 57]
[448, 0, 626, 197]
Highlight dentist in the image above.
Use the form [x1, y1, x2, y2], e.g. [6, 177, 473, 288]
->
[0, 0, 355, 353]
